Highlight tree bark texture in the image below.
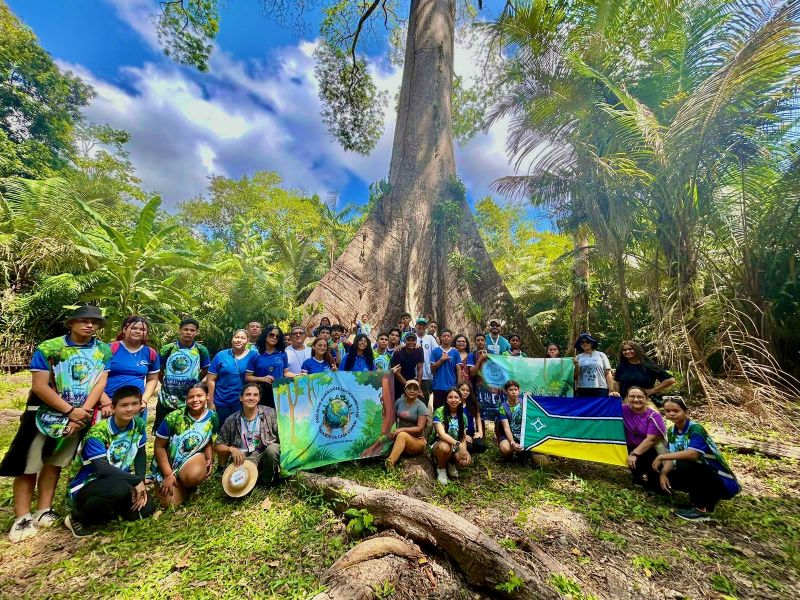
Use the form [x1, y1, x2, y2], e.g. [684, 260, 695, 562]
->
[295, 472, 559, 599]
[571, 231, 590, 346]
[303, 0, 544, 355]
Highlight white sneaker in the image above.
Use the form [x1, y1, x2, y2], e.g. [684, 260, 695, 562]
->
[8, 516, 38, 543]
[34, 509, 59, 528]
[436, 468, 449, 486]
[446, 464, 459, 479]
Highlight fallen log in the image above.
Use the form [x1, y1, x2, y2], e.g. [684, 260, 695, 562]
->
[295, 472, 559, 599]
[713, 432, 800, 460]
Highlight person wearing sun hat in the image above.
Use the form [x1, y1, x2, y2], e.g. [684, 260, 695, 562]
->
[573, 332, 617, 398]
[0, 305, 112, 543]
[214, 382, 280, 496]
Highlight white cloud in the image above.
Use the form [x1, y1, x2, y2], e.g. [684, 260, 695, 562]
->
[64, 4, 518, 208]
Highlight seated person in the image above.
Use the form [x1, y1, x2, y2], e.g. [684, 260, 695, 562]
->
[385, 380, 428, 469]
[496, 380, 525, 461]
[152, 383, 219, 506]
[458, 381, 486, 454]
[64, 386, 154, 537]
[430, 388, 472, 485]
[214, 383, 280, 487]
[622, 386, 667, 492]
[652, 397, 741, 520]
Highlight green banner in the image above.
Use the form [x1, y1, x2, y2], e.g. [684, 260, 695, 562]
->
[273, 371, 396, 474]
[482, 355, 574, 396]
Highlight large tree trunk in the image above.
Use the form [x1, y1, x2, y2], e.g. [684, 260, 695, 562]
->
[304, 0, 544, 355]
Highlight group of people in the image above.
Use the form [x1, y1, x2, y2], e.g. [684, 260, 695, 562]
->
[0, 306, 739, 543]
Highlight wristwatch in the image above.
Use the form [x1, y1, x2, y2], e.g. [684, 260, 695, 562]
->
[452, 441, 460, 453]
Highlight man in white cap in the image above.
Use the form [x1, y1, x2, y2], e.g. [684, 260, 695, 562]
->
[485, 318, 511, 355]
[414, 317, 439, 401]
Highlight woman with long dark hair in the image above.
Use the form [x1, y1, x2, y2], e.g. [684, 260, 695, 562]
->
[458, 381, 485, 454]
[430, 387, 472, 485]
[245, 325, 293, 408]
[341, 334, 375, 372]
[613, 340, 675, 400]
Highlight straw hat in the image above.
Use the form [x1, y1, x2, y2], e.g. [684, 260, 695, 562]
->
[222, 460, 259, 498]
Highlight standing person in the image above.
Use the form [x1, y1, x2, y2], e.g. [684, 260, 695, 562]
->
[155, 318, 211, 432]
[342, 334, 375, 372]
[427, 321, 440, 344]
[389, 333, 424, 401]
[246, 321, 263, 349]
[207, 329, 255, 427]
[502, 334, 527, 357]
[1, 306, 111, 543]
[458, 381, 485, 455]
[469, 333, 488, 385]
[430, 329, 460, 411]
[414, 318, 439, 401]
[386, 328, 402, 356]
[301, 338, 337, 374]
[397, 312, 414, 339]
[453, 334, 473, 385]
[485, 319, 511, 355]
[330, 324, 350, 366]
[152, 383, 219, 506]
[546, 343, 561, 358]
[100, 315, 160, 421]
[496, 380, 525, 462]
[385, 380, 429, 469]
[214, 383, 280, 488]
[351, 312, 374, 342]
[64, 386, 154, 537]
[623, 387, 667, 493]
[614, 340, 676, 401]
[653, 398, 740, 520]
[245, 325, 292, 408]
[373, 332, 392, 371]
[573, 333, 617, 398]
[430, 388, 472, 485]
[312, 316, 331, 337]
[285, 326, 312, 376]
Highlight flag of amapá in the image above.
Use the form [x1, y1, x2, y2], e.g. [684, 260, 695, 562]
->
[482, 355, 574, 396]
[273, 371, 395, 474]
[521, 395, 627, 466]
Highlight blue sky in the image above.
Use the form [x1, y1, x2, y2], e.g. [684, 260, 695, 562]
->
[9, 0, 545, 221]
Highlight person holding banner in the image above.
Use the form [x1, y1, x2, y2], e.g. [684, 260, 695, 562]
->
[431, 388, 472, 485]
[214, 383, 280, 487]
[152, 383, 219, 506]
[502, 334, 527, 357]
[246, 325, 293, 408]
[301, 338, 337, 375]
[496, 380, 525, 461]
[546, 343, 561, 358]
[341, 334, 376, 372]
[573, 333, 618, 398]
[623, 387, 667, 493]
[653, 398, 740, 521]
[385, 380, 429, 469]
[458, 382, 485, 454]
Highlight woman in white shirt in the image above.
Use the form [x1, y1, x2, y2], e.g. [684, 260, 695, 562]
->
[573, 333, 619, 398]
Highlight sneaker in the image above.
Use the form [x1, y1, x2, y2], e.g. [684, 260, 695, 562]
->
[446, 464, 459, 479]
[436, 468, 449, 486]
[8, 517, 38, 543]
[34, 509, 59, 528]
[64, 514, 94, 538]
[675, 507, 712, 521]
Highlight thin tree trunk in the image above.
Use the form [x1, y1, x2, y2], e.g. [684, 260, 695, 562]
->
[616, 252, 632, 340]
[303, 0, 544, 355]
[571, 231, 590, 346]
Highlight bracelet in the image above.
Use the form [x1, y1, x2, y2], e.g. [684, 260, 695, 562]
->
[64, 406, 75, 417]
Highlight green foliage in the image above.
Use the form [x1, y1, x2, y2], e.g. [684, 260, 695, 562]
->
[549, 573, 596, 600]
[0, 2, 94, 178]
[495, 570, 525, 593]
[631, 554, 669, 576]
[371, 580, 396, 600]
[314, 43, 387, 154]
[710, 573, 738, 598]
[156, 0, 219, 71]
[343, 507, 377, 537]
[448, 251, 480, 284]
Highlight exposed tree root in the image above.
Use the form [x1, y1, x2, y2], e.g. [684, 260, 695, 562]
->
[295, 472, 559, 599]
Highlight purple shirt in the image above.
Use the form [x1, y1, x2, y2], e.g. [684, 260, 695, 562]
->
[622, 404, 666, 449]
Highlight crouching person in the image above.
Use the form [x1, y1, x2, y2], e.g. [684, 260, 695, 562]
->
[431, 388, 472, 485]
[152, 383, 219, 506]
[65, 386, 153, 537]
[496, 380, 525, 461]
[214, 383, 280, 497]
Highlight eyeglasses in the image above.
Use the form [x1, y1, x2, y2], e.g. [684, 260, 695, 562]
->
[292, 331, 305, 336]
[267, 332, 279, 339]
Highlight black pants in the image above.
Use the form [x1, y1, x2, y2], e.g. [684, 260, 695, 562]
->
[259, 384, 275, 409]
[575, 387, 609, 397]
[667, 460, 734, 511]
[468, 437, 487, 454]
[153, 402, 177, 434]
[73, 477, 155, 525]
[629, 447, 661, 492]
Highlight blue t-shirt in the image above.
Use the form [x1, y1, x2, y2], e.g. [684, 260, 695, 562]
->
[301, 357, 332, 375]
[105, 343, 160, 398]
[209, 348, 255, 407]
[485, 335, 511, 355]
[344, 354, 373, 372]
[246, 350, 289, 379]
[431, 347, 460, 391]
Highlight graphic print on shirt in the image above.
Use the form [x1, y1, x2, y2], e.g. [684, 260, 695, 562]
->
[159, 345, 202, 409]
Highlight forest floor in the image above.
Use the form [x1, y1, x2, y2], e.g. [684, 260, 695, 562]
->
[0, 371, 797, 600]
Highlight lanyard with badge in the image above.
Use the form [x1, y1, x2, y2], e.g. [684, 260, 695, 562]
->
[241, 413, 261, 453]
